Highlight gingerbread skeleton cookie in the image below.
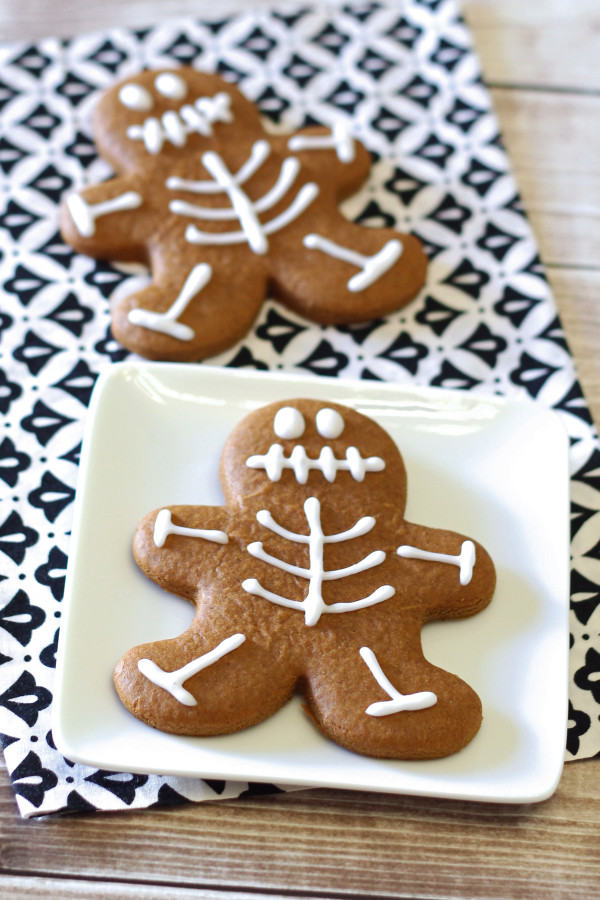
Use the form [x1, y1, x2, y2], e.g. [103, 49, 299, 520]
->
[60, 68, 427, 362]
[114, 399, 496, 759]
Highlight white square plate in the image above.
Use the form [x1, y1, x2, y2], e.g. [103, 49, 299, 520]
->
[53, 363, 570, 803]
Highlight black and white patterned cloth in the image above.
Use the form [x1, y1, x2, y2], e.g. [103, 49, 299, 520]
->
[0, 0, 598, 817]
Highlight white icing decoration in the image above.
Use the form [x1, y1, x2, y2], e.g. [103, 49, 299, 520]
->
[167, 139, 270, 195]
[315, 408, 344, 440]
[131, 117, 163, 155]
[67, 191, 142, 238]
[273, 407, 305, 440]
[288, 121, 355, 163]
[396, 540, 476, 586]
[127, 263, 212, 342]
[359, 647, 437, 716]
[138, 633, 246, 706]
[167, 142, 318, 254]
[303, 234, 403, 292]
[152, 506, 228, 547]
[161, 110, 187, 147]
[126, 92, 232, 154]
[169, 157, 301, 222]
[246, 443, 384, 484]
[186, 183, 318, 250]
[118, 83, 154, 112]
[155, 72, 188, 100]
[242, 496, 394, 626]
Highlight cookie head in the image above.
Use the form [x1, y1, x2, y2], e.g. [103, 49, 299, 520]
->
[220, 399, 408, 522]
[92, 68, 261, 171]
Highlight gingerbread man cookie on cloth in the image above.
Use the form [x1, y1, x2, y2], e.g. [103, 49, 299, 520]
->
[60, 68, 427, 362]
[114, 399, 496, 759]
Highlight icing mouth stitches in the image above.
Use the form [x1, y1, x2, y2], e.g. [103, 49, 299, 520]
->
[126, 92, 232, 155]
[246, 443, 385, 483]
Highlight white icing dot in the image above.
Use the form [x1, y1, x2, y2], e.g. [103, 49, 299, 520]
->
[316, 408, 345, 439]
[118, 83, 154, 112]
[274, 407, 305, 440]
[155, 72, 188, 100]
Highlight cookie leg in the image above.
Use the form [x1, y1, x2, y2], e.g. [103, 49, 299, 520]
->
[111, 262, 267, 361]
[304, 642, 483, 759]
[114, 627, 299, 736]
[269, 218, 427, 325]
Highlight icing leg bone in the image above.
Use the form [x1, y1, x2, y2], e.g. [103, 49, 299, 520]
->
[153, 507, 229, 548]
[138, 633, 246, 706]
[66, 190, 142, 238]
[359, 647, 437, 716]
[302, 234, 403, 292]
[127, 263, 212, 342]
[397, 540, 476, 586]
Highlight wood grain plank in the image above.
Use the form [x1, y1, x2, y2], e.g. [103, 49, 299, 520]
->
[0, 0, 323, 42]
[1, 762, 600, 899]
[491, 89, 600, 270]
[0, 0, 598, 97]
[550, 268, 600, 428]
[464, 0, 600, 91]
[0, 875, 311, 900]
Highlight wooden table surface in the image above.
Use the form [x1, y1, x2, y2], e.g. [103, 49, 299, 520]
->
[1, 1, 599, 898]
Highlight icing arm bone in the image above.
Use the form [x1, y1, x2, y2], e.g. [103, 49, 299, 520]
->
[397, 540, 476, 586]
[153, 507, 228, 547]
[132, 505, 233, 601]
[61, 176, 155, 260]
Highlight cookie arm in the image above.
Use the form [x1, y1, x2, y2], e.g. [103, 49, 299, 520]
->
[395, 522, 496, 621]
[133, 505, 233, 601]
[274, 126, 372, 199]
[60, 175, 152, 261]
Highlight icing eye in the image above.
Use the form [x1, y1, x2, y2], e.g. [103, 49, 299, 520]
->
[154, 72, 188, 100]
[316, 408, 345, 439]
[118, 83, 154, 111]
[274, 407, 305, 440]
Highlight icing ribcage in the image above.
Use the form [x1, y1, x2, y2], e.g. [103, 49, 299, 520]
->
[165, 141, 318, 255]
[169, 156, 301, 221]
[242, 497, 394, 626]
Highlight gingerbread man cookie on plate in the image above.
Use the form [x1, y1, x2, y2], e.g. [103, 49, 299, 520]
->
[114, 399, 496, 759]
[61, 68, 427, 362]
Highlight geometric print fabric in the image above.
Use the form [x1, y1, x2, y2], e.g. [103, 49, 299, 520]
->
[0, 0, 598, 816]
